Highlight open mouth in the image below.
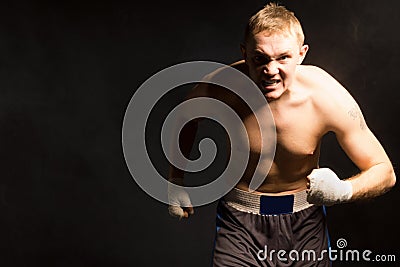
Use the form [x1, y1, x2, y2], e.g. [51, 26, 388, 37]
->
[260, 79, 281, 95]
[262, 79, 280, 87]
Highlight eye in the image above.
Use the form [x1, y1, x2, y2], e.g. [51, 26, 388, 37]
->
[254, 56, 263, 62]
[253, 55, 268, 65]
[278, 55, 290, 61]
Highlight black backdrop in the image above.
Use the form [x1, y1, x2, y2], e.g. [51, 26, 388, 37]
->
[0, 0, 399, 266]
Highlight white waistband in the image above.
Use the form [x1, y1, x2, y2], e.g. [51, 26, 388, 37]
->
[224, 187, 313, 215]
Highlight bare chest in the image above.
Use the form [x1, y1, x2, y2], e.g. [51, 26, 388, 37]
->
[242, 103, 322, 158]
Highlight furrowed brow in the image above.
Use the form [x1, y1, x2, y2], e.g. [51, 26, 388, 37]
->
[253, 49, 292, 59]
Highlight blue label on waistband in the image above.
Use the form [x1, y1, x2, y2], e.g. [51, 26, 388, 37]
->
[260, 195, 294, 215]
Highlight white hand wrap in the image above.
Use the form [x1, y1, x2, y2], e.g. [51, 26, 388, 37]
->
[307, 168, 353, 206]
[168, 181, 193, 218]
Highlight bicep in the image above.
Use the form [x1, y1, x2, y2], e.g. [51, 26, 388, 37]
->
[313, 67, 391, 171]
[336, 126, 390, 171]
[332, 103, 390, 171]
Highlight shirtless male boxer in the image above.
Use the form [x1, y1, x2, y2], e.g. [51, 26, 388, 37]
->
[167, 3, 396, 266]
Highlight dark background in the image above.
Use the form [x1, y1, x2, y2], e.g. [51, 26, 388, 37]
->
[0, 0, 399, 266]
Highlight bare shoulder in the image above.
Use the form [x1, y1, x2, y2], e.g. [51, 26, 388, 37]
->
[298, 65, 357, 107]
[205, 60, 249, 80]
[297, 65, 366, 131]
[186, 60, 249, 100]
[297, 65, 343, 90]
[230, 60, 249, 75]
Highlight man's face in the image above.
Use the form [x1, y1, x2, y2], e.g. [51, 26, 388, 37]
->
[242, 31, 308, 101]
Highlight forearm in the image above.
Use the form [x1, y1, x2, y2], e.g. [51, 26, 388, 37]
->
[168, 119, 199, 182]
[346, 162, 396, 201]
[167, 120, 198, 218]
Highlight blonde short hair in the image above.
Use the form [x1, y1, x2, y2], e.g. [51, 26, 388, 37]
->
[244, 3, 305, 46]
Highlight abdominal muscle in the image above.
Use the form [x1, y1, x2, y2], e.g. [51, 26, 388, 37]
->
[235, 172, 310, 195]
[233, 143, 320, 195]
[235, 165, 313, 195]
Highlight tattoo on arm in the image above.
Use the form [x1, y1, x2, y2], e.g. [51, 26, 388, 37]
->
[348, 106, 367, 130]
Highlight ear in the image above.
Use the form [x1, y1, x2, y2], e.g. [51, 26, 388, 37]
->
[240, 43, 247, 62]
[298, 44, 309, 64]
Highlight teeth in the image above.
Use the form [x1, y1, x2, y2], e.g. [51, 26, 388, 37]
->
[263, 80, 279, 86]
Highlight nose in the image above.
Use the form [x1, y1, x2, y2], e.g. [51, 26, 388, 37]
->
[263, 60, 279, 75]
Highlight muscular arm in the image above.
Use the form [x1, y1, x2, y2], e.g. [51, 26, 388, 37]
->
[166, 83, 208, 218]
[168, 61, 248, 181]
[168, 83, 205, 182]
[334, 105, 395, 200]
[314, 67, 396, 201]
[167, 63, 247, 217]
